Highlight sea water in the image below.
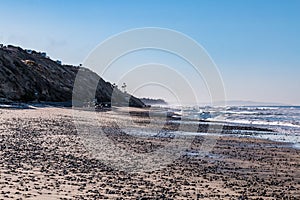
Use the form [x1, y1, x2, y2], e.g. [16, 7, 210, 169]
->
[172, 105, 300, 149]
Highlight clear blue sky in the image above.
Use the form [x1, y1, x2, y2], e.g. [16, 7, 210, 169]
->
[1, 0, 300, 105]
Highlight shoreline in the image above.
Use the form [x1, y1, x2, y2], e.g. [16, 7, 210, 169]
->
[0, 107, 299, 199]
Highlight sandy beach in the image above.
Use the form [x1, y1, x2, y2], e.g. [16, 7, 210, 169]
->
[0, 107, 299, 199]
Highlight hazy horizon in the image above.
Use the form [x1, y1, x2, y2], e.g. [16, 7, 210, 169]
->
[1, 0, 300, 105]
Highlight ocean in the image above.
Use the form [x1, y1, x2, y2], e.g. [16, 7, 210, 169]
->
[168, 105, 300, 149]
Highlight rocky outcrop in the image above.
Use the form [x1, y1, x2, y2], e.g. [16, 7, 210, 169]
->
[140, 98, 168, 106]
[0, 45, 145, 107]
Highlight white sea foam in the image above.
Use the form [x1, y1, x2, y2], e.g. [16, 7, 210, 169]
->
[219, 119, 300, 129]
[169, 105, 300, 148]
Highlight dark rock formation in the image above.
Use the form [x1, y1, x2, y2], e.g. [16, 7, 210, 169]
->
[0, 45, 145, 107]
[140, 98, 168, 106]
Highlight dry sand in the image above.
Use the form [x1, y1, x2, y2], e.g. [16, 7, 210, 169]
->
[0, 107, 299, 199]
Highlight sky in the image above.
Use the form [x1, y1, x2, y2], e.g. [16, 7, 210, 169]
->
[1, 0, 300, 105]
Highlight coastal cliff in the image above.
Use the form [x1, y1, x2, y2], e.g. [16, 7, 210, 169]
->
[0, 45, 145, 107]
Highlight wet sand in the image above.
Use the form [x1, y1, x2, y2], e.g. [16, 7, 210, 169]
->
[0, 107, 299, 199]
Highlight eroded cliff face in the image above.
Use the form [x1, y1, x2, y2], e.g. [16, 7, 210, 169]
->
[0, 45, 145, 107]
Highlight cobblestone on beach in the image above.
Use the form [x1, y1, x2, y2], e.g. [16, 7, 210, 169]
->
[0, 108, 299, 199]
